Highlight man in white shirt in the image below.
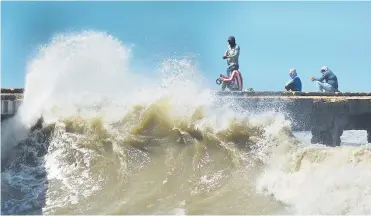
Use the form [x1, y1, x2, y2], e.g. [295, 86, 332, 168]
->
[223, 36, 240, 76]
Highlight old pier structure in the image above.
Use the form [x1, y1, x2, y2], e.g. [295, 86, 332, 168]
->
[2, 88, 371, 146]
[216, 91, 371, 146]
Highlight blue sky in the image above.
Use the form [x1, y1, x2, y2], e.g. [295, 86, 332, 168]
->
[1, 1, 371, 92]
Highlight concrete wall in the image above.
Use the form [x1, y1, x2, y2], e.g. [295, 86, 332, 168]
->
[1, 88, 370, 145]
[1, 88, 24, 94]
[1, 99, 22, 121]
[1, 99, 22, 115]
[1, 88, 24, 121]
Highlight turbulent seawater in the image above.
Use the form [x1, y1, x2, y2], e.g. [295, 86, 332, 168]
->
[1, 31, 371, 215]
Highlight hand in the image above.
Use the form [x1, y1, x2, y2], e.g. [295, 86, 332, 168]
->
[311, 76, 315, 81]
[222, 56, 227, 59]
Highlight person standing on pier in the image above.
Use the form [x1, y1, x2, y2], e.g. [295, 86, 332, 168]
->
[311, 66, 339, 92]
[222, 36, 240, 77]
[285, 68, 302, 91]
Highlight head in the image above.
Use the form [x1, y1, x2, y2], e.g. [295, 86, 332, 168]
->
[227, 36, 236, 47]
[289, 68, 297, 78]
[320, 66, 328, 73]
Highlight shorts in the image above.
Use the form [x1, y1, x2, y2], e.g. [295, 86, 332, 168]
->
[226, 64, 239, 76]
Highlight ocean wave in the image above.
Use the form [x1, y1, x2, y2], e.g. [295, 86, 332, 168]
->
[2, 30, 370, 215]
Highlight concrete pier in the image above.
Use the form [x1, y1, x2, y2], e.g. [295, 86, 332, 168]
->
[1, 88, 24, 121]
[2, 88, 371, 146]
[216, 91, 371, 146]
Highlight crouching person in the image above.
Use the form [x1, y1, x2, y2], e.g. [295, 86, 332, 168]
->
[311, 66, 339, 92]
[219, 69, 243, 91]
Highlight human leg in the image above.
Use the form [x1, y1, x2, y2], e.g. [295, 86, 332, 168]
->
[226, 81, 240, 91]
[285, 82, 295, 91]
[226, 67, 231, 77]
[226, 64, 239, 76]
[316, 81, 335, 92]
[221, 81, 227, 91]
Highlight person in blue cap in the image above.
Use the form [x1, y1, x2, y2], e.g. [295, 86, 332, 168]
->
[285, 68, 302, 91]
[222, 36, 240, 77]
[311, 66, 339, 92]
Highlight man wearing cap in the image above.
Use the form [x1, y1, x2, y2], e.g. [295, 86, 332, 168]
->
[223, 36, 240, 77]
[311, 66, 339, 92]
[285, 68, 302, 91]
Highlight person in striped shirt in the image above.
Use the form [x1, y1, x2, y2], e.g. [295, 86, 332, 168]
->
[219, 69, 244, 91]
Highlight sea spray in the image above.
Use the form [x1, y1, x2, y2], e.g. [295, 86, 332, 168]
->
[257, 143, 371, 214]
[2, 30, 371, 215]
[2, 31, 132, 165]
[19, 31, 134, 124]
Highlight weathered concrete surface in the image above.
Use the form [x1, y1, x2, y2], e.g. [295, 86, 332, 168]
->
[1, 89, 24, 119]
[216, 91, 371, 97]
[1, 88, 24, 94]
[2, 89, 371, 146]
[216, 91, 371, 146]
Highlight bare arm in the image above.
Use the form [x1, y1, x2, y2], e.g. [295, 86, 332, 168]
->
[222, 71, 237, 82]
[285, 79, 294, 87]
[220, 74, 229, 79]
